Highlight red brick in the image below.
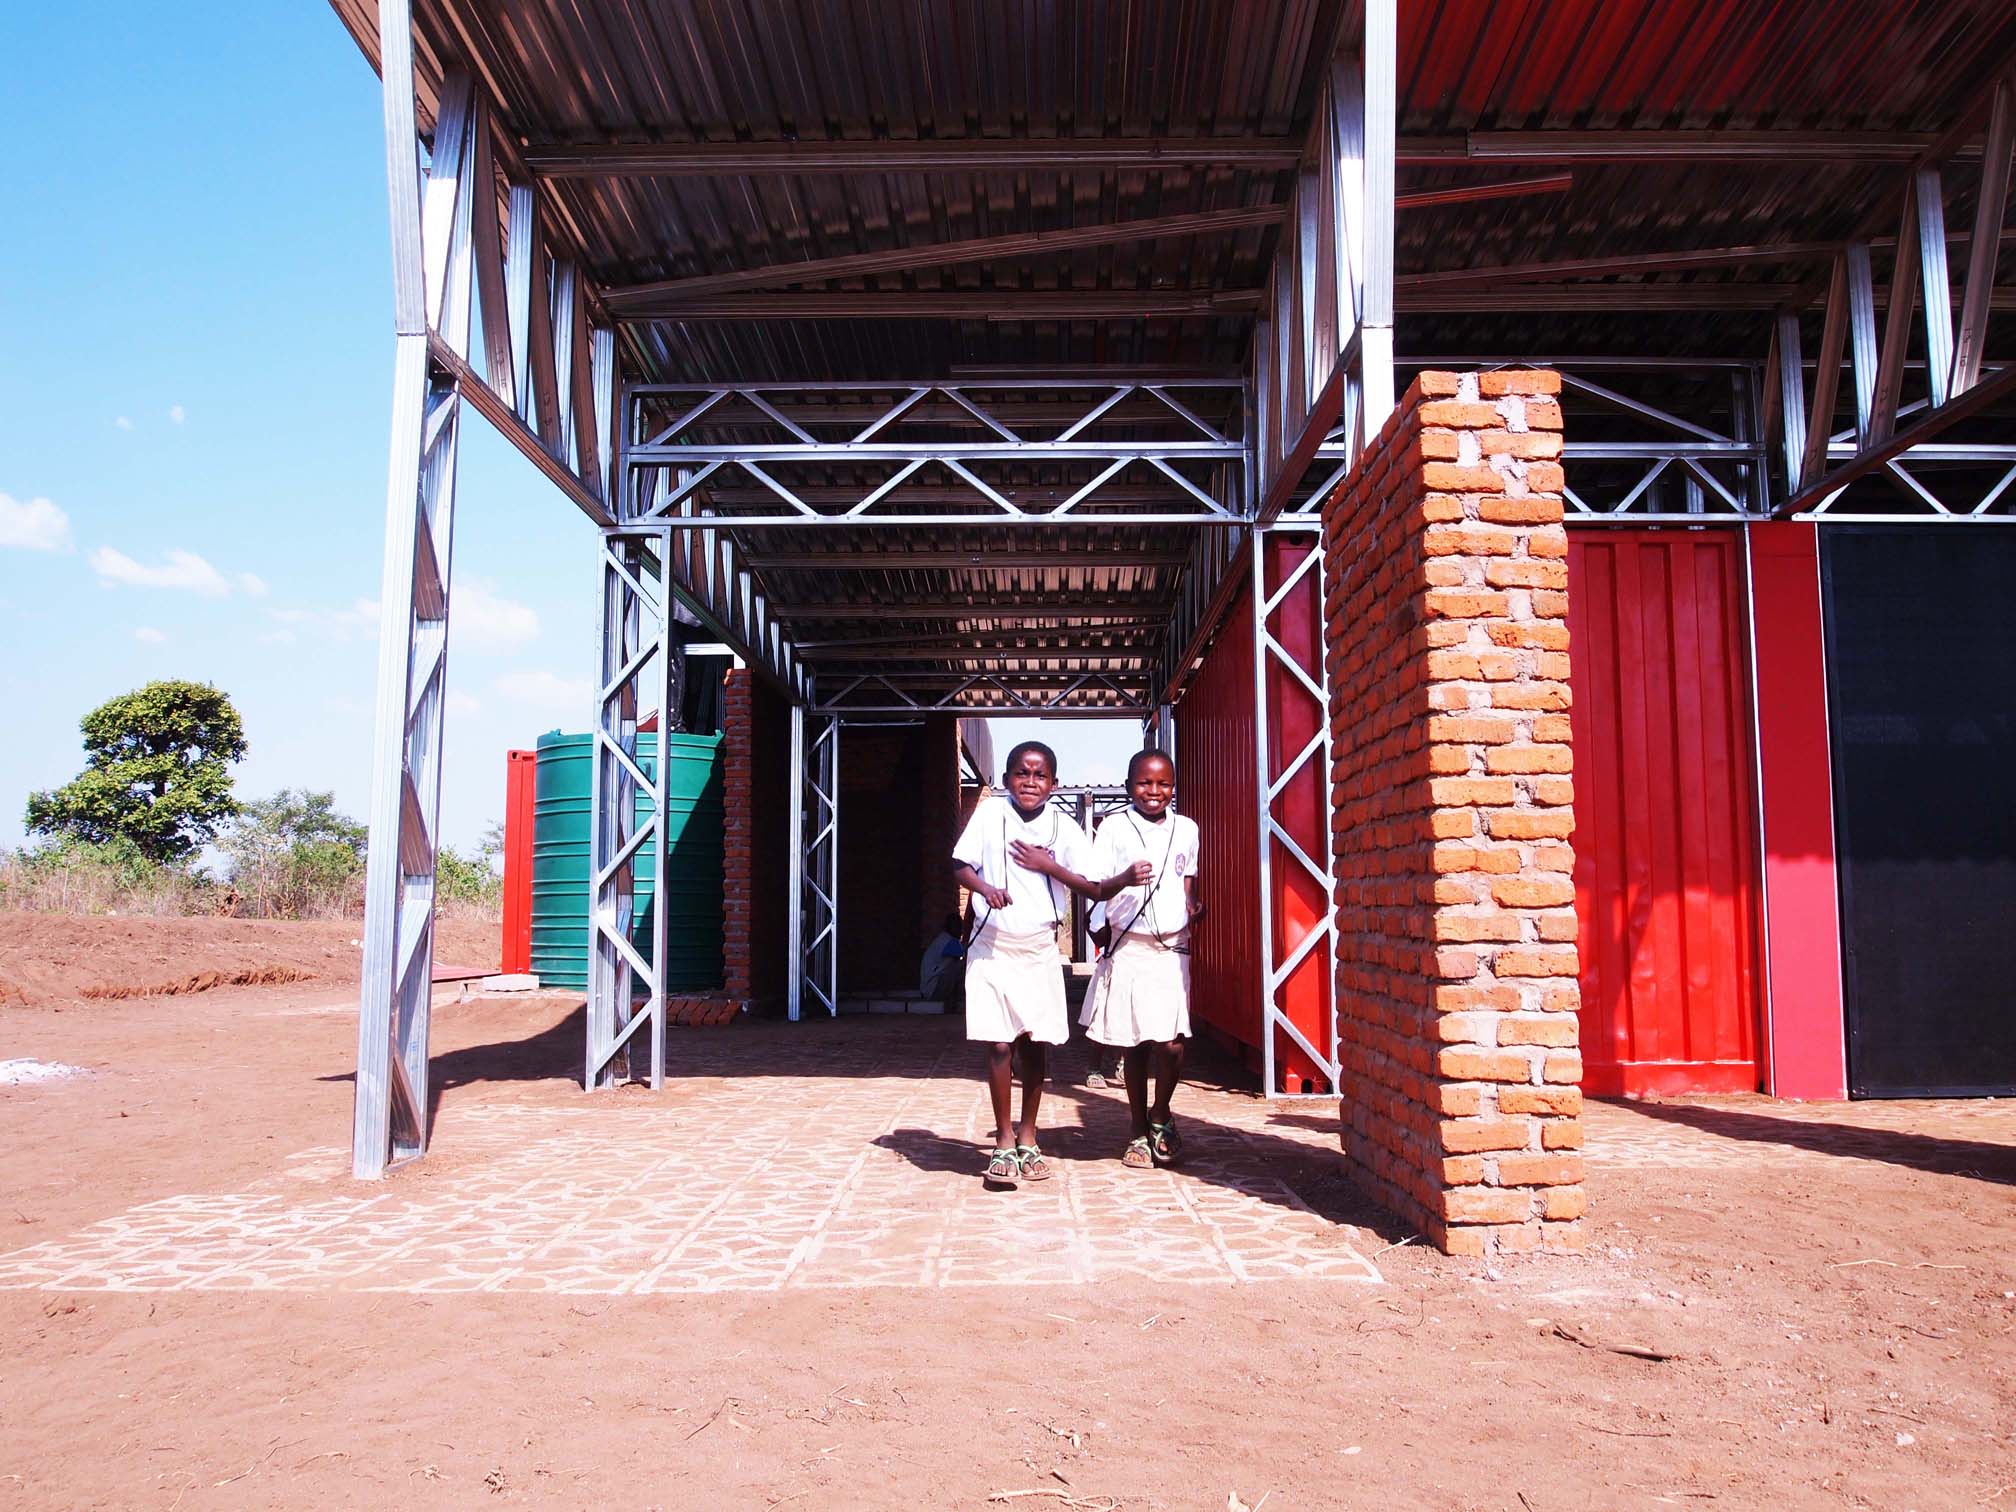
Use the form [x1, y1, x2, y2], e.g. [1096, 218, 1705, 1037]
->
[1432, 1083, 1483, 1117]
[1488, 811, 1575, 840]
[1485, 744, 1573, 775]
[1442, 1186, 1534, 1224]
[1541, 1119, 1586, 1149]
[1477, 495, 1563, 526]
[1496, 1152, 1584, 1187]
[1490, 682, 1573, 711]
[1439, 1119, 1533, 1153]
[1542, 1052, 1585, 1084]
[1425, 590, 1512, 620]
[1422, 462, 1506, 492]
[1479, 370, 1561, 397]
[1489, 876, 1576, 908]
[1499, 1085, 1583, 1116]
[1437, 1047, 1532, 1082]
[1428, 714, 1518, 744]
[1430, 777, 1516, 807]
[1497, 947, 1582, 978]
[1434, 910, 1524, 943]
[1542, 1187, 1588, 1221]
[1419, 400, 1503, 428]
[1486, 620, 1572, 650]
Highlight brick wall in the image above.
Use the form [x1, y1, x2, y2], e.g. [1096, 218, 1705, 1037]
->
[1322, 369, 1586, 1258]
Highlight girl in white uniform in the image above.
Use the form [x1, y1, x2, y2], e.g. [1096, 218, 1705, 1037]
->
[953, 741, 1149, 1188]
[1024, 749, 1200, 1168]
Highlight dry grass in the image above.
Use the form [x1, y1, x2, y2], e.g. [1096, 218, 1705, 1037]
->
[0, 849, 499, 924]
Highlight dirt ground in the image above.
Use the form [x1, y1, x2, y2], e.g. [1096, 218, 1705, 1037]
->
[1, 911, 2012, 1511]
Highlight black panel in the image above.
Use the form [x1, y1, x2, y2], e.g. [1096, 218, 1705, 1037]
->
[1822, 526, 2016, 1097]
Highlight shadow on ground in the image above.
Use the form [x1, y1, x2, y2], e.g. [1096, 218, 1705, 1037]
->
[1619, 1097, 2016, 1188]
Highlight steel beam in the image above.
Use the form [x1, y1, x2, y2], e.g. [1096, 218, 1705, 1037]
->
[1251, 530, 1340, 1096]
[585, 530, 673, 1091]
[354, 47, 476, 1178]
[1776, 360, 2016, 517]
[605, 206, 1287, 305]
[1419, 129, 1962, 164]
[744, 549, 1190, 570]
[526, 136, 1302, 176]
[526, 131, 1960, 177]
[614, 290, 1262, 321]
[1953, 79, 2014, 396]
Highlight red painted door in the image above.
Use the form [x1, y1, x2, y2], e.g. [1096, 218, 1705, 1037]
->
[1567, 531, 1762, 1096]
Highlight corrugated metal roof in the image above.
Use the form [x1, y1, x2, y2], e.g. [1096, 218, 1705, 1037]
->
[331, 0, 2016, 704]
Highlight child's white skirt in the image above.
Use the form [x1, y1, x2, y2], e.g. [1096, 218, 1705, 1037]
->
[1080, 930, 1192, 1046]
[964, 926, 1069, 1045]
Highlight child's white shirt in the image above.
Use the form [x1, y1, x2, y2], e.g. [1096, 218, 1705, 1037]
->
[1089, 808, 1199, 938]
[953, 794, 1091, 943]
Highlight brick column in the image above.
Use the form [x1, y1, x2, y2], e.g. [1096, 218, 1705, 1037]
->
[721, 666, 754, 1000]
[1322, 370, 1586, 1257]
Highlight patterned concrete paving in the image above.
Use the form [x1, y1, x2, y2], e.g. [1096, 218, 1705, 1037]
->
[0, 1028, 1383, 1294]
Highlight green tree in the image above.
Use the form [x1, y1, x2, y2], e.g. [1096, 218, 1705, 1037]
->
[221, 789, 367, 917]
[26, 680, 247, 864]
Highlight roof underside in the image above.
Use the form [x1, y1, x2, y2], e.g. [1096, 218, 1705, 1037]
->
[334, 0, 2016, 710]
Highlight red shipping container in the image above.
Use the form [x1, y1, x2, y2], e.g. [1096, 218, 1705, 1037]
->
[500, 749, 537, 975]
[1567, 530, 1762, 1096]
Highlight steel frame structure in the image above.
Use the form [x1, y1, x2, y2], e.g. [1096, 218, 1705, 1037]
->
[350, 0, 2016, 1170]
[584, 528, 675, 1089]
[1251, 525, 1341, 1094]
[786, 707, 839, 1021]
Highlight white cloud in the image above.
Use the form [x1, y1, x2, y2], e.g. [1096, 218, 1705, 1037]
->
[90, 546, 232, 597]
[493, 669, 592, 714]
[0, 493, 73, 552]
[268, 597, 379, 641]
[446, 690, 483, 715]
[114, 416, 134, 432]
[237, 572, 270, 597]
[454, 581, 541, 652]
[169, 405, 186, 425]
[134, 626, 166, 644]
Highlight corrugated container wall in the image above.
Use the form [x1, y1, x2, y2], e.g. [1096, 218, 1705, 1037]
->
[1567, 531, 1762, 1095]
[1177, 576, 1263, 1067]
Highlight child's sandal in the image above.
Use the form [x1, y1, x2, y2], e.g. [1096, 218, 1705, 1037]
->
[1121, 1136, 1154, 1170]
[1015, 1145, 1052, 1181]
[1148, 1119, 1183, 1166]
[984, 1147, 1021, 1187]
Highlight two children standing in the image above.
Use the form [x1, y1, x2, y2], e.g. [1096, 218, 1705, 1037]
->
[951, 741, 1200, 1187]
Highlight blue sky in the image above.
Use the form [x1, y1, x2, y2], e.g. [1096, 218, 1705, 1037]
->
[0, 5, 1131, 855]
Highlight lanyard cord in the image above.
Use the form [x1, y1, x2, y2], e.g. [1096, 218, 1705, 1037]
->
[1112, 811, 1186, 953]
[968, 801, 1062, 939]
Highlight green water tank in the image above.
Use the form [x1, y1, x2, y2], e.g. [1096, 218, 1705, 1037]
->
[529, 730, 725, 992]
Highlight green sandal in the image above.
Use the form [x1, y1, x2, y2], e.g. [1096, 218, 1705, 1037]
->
[1121, 1136, 1154, 1170]
[1015, 1145, 1053, 1181]
[1148, 1118, 1183, 1167]
[984, 1147, 1021, 1187]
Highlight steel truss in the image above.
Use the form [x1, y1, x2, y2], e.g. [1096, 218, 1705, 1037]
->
[1252, 0, 1398, 522]
[1252, 526, 1341, 1095]
[585, 529, 675, 1089]
[786, 708, 839, 1020]
[353, 41, 482, 1177]
[1772, 76, 2016, 518]
[624, 381, 1248, 528]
